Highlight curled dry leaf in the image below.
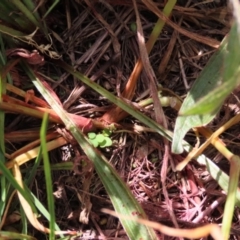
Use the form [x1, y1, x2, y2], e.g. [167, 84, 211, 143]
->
[6, 48, 44, 65]
[67, 113, 96, 133]
[25, 89, 35, 103]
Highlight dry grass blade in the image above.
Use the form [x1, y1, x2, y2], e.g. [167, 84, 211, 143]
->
[4, 137, 67, 170]
[142, 0, 220, 48]
[102, 208, 224, 240]
[101, 0, 175, 123]
[132, 0, 167, 127]
[12, 163, 71, 235]
[177, 113, 240, 171]
[133, 0, 180, 232]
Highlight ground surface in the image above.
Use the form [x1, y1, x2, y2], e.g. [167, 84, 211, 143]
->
[5, 1, 240, 239]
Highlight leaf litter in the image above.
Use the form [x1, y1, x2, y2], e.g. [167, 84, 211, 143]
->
[3, 0, 240, 239]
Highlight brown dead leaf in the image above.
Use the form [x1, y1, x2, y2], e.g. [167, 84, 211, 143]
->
[6, 48, 44, 65]
[67, 113, 96, 132]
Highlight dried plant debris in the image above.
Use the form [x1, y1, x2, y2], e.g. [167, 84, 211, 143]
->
[4, 0, 240, 239]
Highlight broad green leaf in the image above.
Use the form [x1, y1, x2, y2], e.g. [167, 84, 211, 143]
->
[181, 23, 240, 116]
[171, 23, 239, 154]
[221, 9, 240, 238]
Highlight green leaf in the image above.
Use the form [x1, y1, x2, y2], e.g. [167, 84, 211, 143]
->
[221, 155, 240, 239]
[90, 138, 99, 148]
[181, 23, 240, 117]
[130, 22, 137, 32]
[0, 149, 35, 210]
[96, 134, 105, 143]
[102, 129, 112, 137]
[99, 137, 113, 148]
[10, 0, 44, 33]
[88, 132, 96, 139]
[0, 231, 36, 240]
[40, 113, 55, 239]
[0, 24, 25, 37]
[172, 23, 236, 154]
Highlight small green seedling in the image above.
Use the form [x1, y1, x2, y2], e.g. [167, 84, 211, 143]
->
[87, 130, 113, 148]
[130, 22, 137, 32]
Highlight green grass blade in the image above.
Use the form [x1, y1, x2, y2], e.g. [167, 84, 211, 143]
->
[27, 68, 158, 240]
[45, 162, 74, 171]
[22, 0, 41, 20]
[0, 231, 36, 240]
[0, 34, 13, 84]
[0, 2, 13, 13]
[42, 0, 60, 19]
[17, 142, 62, 235]
[56, 60, 173, 141]
[0, 24, 26, 37]
[10, 0, 44, 32]
[40, 113, 55, 239]
[20, 143, 62, 235]
[0, 149, 36, 211]
[221, 155, 240, 239]
[20, 204, 28, 234]
[0, 35, 7, 220]
[24, 147, 42, 186]
[0, 3, 26, 28]
[30, 192, 63, 235]
[146, 0, 176, 52]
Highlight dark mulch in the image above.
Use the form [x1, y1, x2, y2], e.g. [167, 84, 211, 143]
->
[6, 1, 240, 239]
